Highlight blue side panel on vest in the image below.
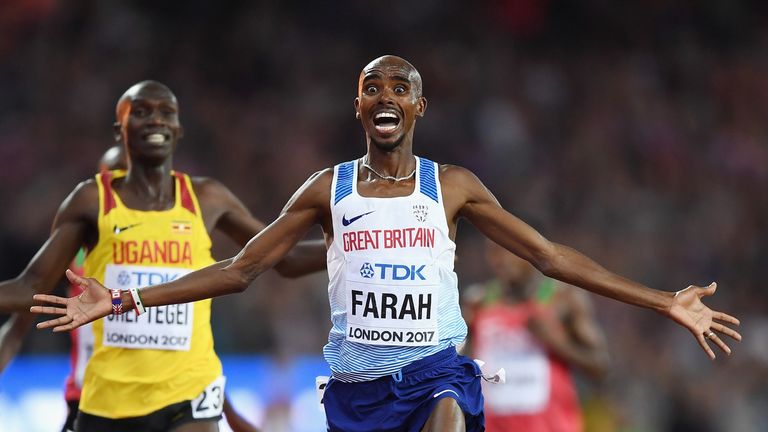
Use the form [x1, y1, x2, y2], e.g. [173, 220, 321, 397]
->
[419, 158, 439, 203]
[334, 161, 355, 205]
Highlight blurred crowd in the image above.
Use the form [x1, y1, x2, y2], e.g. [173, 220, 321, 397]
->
[0, 1, 766, 431]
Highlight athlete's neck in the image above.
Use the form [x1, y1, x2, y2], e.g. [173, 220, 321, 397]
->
[362, 145, 416, 181]
[123, 161, 175, 205]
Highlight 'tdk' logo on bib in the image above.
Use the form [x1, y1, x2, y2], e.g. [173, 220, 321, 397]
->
[359, 262, 426, 281]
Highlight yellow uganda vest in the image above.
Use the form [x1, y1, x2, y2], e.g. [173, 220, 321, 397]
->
[80, 170, 222, 418]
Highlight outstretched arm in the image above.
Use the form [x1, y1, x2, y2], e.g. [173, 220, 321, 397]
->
[32, 171, 331, 331]
[196, 177, 327, 277]
[443, 165, 741, 359]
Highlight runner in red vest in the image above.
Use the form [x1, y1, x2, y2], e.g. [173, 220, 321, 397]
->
[465, 240, 609, 431]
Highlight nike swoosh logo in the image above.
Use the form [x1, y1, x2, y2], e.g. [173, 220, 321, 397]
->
[113, 223, 142, 234]
[433, 389, 459, 399]
[341, 211, 375, 226]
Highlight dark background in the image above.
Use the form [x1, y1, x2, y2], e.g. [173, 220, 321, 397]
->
[1, 1, 766, 430]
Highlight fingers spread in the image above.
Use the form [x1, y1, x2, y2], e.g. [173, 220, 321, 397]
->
[708, 333, 732, 355]
[65, 269, 87, 288]
[36, 316, 72, 330]
[699, 282, 717, 297]
[711, 323, 742, 341]
[695, 333, 716, 360]
[53, 323, 78, 333]
[29, 305, 67, 315]
[32, 294, 68, 306]
[714, 311, 740, 326]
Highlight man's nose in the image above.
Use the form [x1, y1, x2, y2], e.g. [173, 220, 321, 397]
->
[378, 88, 397, 104]
[146, 108, 167, 124]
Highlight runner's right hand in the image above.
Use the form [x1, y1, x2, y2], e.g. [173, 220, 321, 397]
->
[31, 269, 112, 332]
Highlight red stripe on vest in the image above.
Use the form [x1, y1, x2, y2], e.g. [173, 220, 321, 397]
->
[174, 172, 196, 215]
[100, 171, 117, 215]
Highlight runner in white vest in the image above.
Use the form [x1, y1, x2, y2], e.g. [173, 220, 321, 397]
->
[34, 55, 742, 432]
[326, 156, 467, 383]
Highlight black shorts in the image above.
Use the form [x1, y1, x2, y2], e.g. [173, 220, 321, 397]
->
[74, 399, 221, 432]
[61, 399, 79, 432]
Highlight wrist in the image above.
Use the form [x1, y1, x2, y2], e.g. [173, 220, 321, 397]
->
[654, 290, 676, 315]
[120, 291, 135, 313]
[128, 288, 146, 315]
[111, 289, 123, 315]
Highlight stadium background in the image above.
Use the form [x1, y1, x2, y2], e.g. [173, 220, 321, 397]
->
[0, 1, 766, 431]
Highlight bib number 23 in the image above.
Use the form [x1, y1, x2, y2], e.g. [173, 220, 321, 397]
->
[191, 375, 226, 419]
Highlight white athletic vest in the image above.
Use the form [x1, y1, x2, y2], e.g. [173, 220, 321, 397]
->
[324, 156, 467, 382]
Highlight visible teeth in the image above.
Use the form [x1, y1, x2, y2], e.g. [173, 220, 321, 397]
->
[147, 134, 166, 144]
[375, 124, 398, 133]
[375, 112, 398, 119]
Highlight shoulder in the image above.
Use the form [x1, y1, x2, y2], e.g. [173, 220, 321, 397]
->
[188, 176, 231, 197]
[306, 168, 334, 189]
[186, 176, 250, 218]
[288, 168, 333, 206]
[54, 178, 99, 225]
[66, 179, 99, 209]
[437, 163, 491, 205]
[438, 164, 482, 186]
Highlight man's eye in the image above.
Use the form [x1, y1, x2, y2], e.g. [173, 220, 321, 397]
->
[366, 86, 377, 93]
[394, 86, 406, 94]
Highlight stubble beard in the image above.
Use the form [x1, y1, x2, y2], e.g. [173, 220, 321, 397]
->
[369, 128, 409, 153]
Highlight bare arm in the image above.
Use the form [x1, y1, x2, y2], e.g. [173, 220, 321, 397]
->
[223, 395, 260, 432]
[32, 171, 332, 331]
[0, 313, 36, 372]
[558, 286, 609, 352]
[528, 287, 609, 378]
[0, 181, 96, 312]
[196, 177, 327, 278]
[442, 165, 740, 359]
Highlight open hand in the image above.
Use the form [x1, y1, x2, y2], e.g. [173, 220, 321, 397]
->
[667, 282, 741, 359]
[30, 269, 112, 332]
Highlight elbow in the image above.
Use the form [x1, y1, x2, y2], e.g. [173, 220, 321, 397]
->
[231, 284, 249, 294]
[221, 266, 254, 294]
[222, 250, 272, 293]
[531, 245, 563, 279]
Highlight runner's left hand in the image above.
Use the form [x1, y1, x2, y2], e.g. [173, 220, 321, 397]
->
[666, 282, 741, 359]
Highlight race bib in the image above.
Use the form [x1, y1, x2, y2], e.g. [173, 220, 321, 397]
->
[191, 375, 226, 419]
[102, 264, 194, 351]
[482, 333, 550, 413]
[345, 256, 439, 346]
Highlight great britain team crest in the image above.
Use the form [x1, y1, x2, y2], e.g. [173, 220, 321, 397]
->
[412, 204, 428, 222]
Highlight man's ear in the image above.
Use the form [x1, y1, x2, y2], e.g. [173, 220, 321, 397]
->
[416, 97, 427, 118]
[113, 122, 122, 142]
[354, 97, 360, 119]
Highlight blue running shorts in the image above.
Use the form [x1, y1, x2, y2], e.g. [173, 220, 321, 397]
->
[323, 347, 484, 432]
